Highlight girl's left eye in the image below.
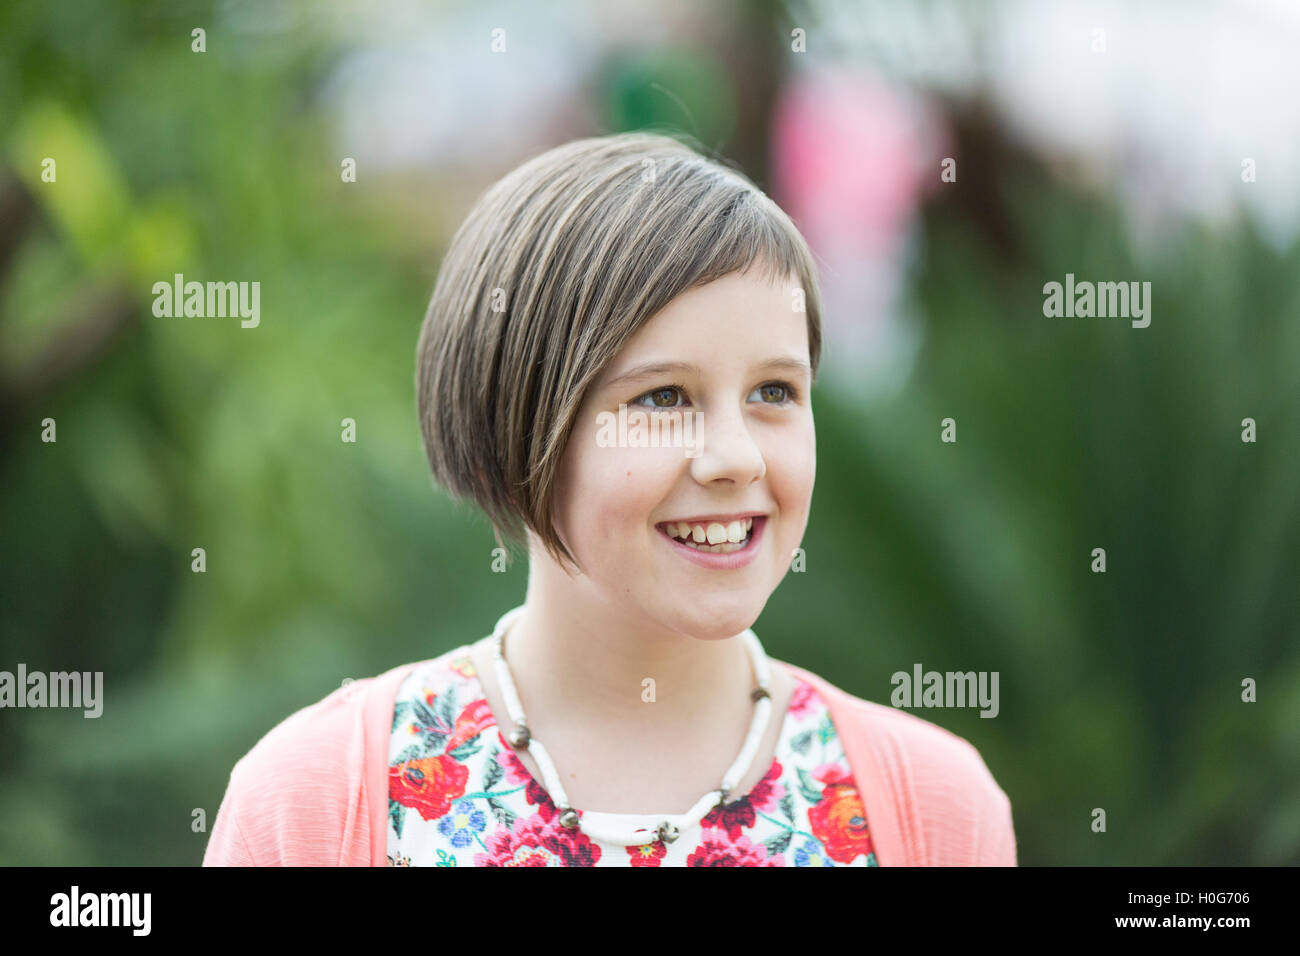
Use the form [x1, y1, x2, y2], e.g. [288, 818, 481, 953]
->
[749, 381, 797, 404]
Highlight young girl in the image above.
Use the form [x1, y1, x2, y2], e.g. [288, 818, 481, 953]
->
[203, 131, 1016, 867]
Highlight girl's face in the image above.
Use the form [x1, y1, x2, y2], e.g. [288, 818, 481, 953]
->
[547, 268, 816, 641]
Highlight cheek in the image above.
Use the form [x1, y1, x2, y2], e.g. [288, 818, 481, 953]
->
[607, 449, 686, 528]
[768, 421, 816, 521]
[555, 428, 681, 550]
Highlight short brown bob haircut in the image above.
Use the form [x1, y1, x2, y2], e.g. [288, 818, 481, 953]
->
[415, 129, 823, 569]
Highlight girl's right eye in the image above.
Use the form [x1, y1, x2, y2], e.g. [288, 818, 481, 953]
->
[633, 385, 688, 409]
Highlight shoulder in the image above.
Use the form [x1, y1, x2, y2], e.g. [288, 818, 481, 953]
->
[391, 645, 482, 706]
[203, 652, 468, 866]
[781, 661, 1017, 866]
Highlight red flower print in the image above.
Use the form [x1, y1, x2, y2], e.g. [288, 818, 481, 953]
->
[474, 812, 602, 867]
[746, 758, 786, 812]
[627, 841, 667, 867]
[700, 759, 784, 841]
[445, 697, 494, 752]
[807, 764, 872, 864]
[686, 827, 784, 866]
[813, 763, 853, 787]
[495, 741, 559, 821]
[389, 755, 469, 821]
[788, 679, 816, 718]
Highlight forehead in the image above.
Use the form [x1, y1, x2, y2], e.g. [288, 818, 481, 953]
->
[604, 271, 807, 374]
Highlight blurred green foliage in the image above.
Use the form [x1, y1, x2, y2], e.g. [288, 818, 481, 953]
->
[1, 2, 1296, 866]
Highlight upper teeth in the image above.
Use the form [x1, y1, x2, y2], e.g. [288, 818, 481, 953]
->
[664, 518, 753, 544]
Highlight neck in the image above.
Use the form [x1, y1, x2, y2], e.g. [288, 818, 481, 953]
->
[500, 559, 756, 736]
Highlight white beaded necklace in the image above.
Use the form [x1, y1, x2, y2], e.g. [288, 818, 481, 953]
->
[489, 605, 773, 847]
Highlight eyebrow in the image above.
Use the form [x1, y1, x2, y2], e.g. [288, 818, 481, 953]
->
[599, 357, 812, 390]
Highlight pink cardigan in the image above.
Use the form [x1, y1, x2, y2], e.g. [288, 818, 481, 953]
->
[202, 657, 1017, 866]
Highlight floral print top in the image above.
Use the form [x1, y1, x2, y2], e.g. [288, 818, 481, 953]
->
[385, 645, 879, 867]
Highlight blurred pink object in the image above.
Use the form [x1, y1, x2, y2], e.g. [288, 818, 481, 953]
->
[773, 67, 934, 253]
[772, 68, 945, 386]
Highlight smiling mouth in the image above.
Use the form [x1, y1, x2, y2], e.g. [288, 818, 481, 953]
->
[656, 517, 759, 554]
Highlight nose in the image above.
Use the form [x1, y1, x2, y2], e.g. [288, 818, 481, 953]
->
[688, 404, 766, 486]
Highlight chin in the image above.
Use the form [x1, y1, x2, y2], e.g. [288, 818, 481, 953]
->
[670, 601, 764, 642]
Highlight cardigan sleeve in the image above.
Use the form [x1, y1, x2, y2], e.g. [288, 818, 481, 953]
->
[977, 770, 1013, 868]
[871, 702, 1017, 866]
[202, 680, 376, 867]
